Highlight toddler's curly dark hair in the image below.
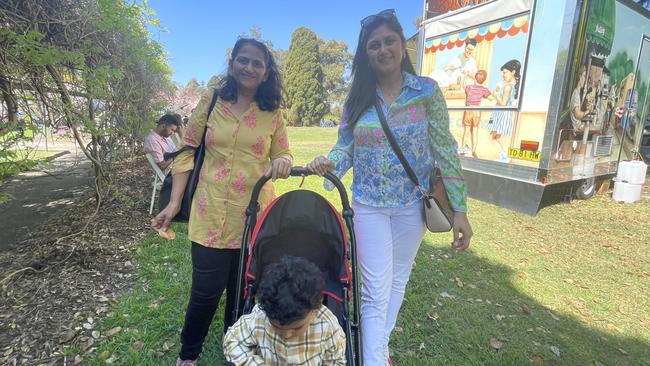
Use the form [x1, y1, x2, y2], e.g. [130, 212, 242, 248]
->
[257, 256, 324, 325]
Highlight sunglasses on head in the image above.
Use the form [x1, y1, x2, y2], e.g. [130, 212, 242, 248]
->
[360, 9, 397, 28]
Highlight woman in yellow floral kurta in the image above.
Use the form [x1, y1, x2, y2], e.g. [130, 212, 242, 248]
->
[152, 39, 291, 366]
[178, 78, 291, 249]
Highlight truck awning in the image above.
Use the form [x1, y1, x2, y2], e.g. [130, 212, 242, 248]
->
[424, 15, 529, 53]
[586, 0, 616, 56]
[423, 0, 533, 39]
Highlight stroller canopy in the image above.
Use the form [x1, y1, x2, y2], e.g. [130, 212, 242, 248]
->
[246, 190, 350, 302]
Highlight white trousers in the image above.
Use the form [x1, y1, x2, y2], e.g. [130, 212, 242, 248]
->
[353, 201, 426, 366]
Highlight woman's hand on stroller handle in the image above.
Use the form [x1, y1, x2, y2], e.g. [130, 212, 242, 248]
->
[264, 157, 292, 181]
[306, 156, 334, 176]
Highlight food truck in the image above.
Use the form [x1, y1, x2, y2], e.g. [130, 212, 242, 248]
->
[418, 0, 650, 214]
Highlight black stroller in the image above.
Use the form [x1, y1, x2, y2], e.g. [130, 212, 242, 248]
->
[233, 168, 363, 366]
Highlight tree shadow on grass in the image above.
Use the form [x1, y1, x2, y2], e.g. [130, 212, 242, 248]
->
[390, 242, 650, 366]
[81, 221, 649, 366]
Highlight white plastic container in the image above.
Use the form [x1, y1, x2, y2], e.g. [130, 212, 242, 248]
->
[612, 180, 643, 203]
[616, 160, 648, 185]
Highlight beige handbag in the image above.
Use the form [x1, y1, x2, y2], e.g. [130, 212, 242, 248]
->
[425, 168, 454, 232]
[375, 100, 454, 232]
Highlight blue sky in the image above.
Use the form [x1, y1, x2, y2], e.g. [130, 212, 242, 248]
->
[148, 1, 422, 86]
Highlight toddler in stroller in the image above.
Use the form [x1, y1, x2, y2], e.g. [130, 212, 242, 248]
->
[229, 168, 363, 366]
[224, 256, 346, 365]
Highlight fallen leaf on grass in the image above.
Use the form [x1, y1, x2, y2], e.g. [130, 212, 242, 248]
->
[148, 296, 166, 309]
[547, 310, 560, 321]
[98, 351, 110, 360]
[162, 341, 174, 351]
[531, 354, 544, 365]
[467, 284, 478, 289]
[495, 314, 505, 321]
[60, 330, 77, 344]
[521, 304, 531, 315]
[82, 338, 94, 351]
[105, 327, 122, 337]
[419, 342, 425, 351]
[439, 292, 455, 299]
[453, 277, 464, 288]
[91, 331, 100, 339]
[490, 337, 503, 350]
[73, 355, 83, 365]
[131, 341, 145, 351]
[593, 360, 604, 366]
[618, 348, 628, 355]
[550, 345, 561, 357]
[427, 312, 440, 321]
[640, 317, 650, 327]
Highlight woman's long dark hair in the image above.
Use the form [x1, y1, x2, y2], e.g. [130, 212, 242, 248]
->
[217, 38, 282, 111]
[344, 17, 416, 126]
[501, 59, 521, 100]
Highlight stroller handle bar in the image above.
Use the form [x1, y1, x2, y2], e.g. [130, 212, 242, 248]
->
[248, 167, 352, 215]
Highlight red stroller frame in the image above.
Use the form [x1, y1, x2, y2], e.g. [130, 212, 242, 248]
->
[233, 168, 363, 366]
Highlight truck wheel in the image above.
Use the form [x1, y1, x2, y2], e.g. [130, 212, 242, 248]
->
[575, 177, 596, 200]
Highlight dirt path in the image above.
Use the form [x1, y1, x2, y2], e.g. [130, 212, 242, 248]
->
[0, 150, 91, 251]
[0, 156, 152, 365]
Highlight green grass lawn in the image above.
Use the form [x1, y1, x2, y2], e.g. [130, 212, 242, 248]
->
[72, 127, 650, 365]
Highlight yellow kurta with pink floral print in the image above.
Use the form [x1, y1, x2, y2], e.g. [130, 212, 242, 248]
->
[172, 84, 292, 249]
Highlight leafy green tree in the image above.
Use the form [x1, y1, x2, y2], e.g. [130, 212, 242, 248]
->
[0, 0, 171, 202]
[284, 27, 327, 126]
[607, 51, 636, 89]
[607, 51, 647, 115]
[319, 38, 352, 121]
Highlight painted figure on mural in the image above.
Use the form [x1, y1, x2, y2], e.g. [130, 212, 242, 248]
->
[444, 39, 478, 88]
[570, 66, 595, 132]
[459, 69, 492, 157]
[616, 73, 639, 140]
[431, 39, 478, 89]
[488, 59, 521, 163]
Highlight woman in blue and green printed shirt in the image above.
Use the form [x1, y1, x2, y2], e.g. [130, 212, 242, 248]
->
[307, 9, 473, 365]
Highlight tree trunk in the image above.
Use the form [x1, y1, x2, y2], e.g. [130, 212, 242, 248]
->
[46, 64, 108, 203]
[0, 68, 18, 134]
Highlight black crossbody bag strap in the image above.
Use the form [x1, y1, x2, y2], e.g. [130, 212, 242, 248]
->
[157, 89, 220, 222]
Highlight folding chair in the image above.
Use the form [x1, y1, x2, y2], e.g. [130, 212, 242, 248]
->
[145, 153, 167, 215]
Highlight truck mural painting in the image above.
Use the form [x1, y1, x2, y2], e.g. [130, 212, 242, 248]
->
[418, 0, 650, 214]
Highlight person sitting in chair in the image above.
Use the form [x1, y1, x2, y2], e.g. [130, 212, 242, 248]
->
[144, 114, 181, 172]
